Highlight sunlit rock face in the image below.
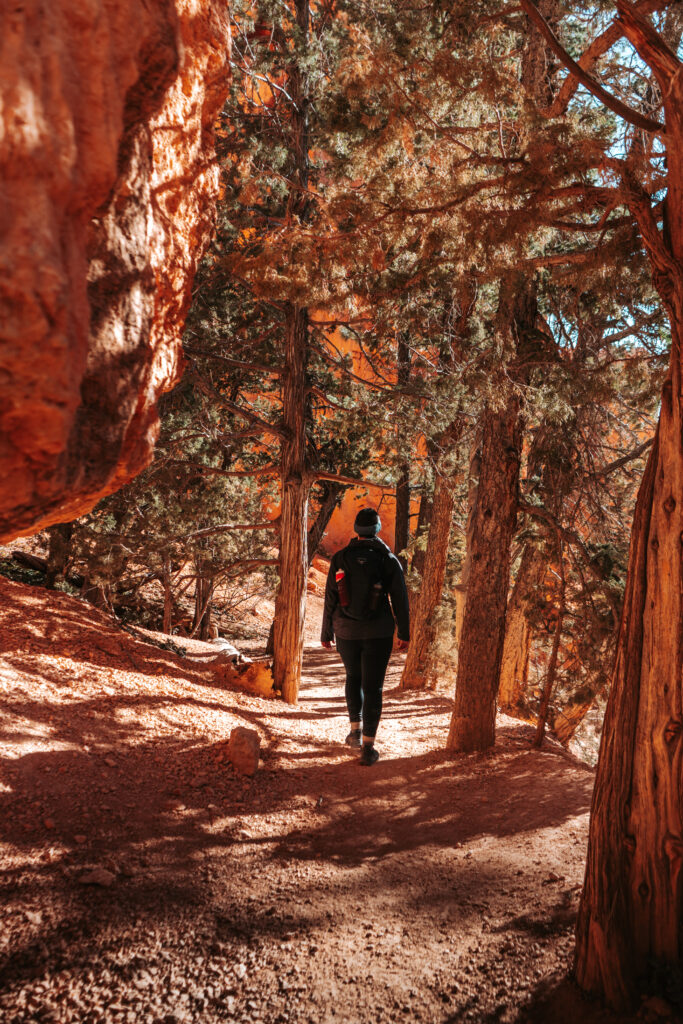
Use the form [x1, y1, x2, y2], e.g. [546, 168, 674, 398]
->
[0, 1, 230, 542]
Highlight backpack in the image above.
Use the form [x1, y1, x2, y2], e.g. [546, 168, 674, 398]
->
[338, 541, 392, 620]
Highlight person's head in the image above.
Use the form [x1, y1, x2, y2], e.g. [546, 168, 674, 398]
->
[354, 507, 381, 537]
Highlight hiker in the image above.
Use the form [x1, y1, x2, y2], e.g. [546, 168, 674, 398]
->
[321, 507, 410, 766]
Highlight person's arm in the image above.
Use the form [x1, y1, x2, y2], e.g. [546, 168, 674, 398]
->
[388, 557, 410, 642]
[321, 557, 339, 644]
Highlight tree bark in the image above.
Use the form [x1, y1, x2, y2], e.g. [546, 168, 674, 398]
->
[399, 282, 476, 689]
[455, 441, 482, 650]
[552, 696, 593, 747]
[394, 334, 411, 570]
[162, 554, 173, 635]
[410, 484, 433, 579]
[270, 0, 311, 704]
[45, 522, 74, 587]
[533, 539, 565, 748]
[192, 573, 213, 641]
[447, 390, 523, 752]
[574, 15, 683, 1008]
[575, 331, 683, 1006]
[448, 278, 538, 753]
[399, 469, 455, 690]
[272, 306, 310, 703]
[395, 465, 410, 571]
[266, 478, 342, 656]
[307, 480, 344, 564]
[499, 544, 546, 713]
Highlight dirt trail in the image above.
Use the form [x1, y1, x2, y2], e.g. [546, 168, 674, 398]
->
[0, 577, 630, 1023]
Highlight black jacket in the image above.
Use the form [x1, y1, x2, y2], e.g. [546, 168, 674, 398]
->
[320, 537, 410, 643]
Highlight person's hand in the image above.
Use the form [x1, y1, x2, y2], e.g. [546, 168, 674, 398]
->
[321, 640, 334, 649]
[397, 638, 409, 651]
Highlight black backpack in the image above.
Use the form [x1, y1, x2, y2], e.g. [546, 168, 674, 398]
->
[338, 541, 392, 620]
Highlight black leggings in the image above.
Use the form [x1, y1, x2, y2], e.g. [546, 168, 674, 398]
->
[336, 636, 394, 739]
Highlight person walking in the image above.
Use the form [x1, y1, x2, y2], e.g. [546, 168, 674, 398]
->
[321, 507, 410, 766]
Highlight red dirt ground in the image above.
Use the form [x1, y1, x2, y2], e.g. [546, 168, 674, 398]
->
[0, 575, 654, 1023]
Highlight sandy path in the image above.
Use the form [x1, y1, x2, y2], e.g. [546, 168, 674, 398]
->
[0, 577, 628, 1023]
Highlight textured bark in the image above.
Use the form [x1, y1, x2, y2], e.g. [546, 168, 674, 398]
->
[266, 479, 342, 656]
[575, 9, 683, 1007]
[394, 334, 412, 571]
[447, 391, 523, 752]
[454, 443, 482, 650]
[533, 543, 565, 748]
[0, 1, 231, 541]
[448, 276, 538, 753]
[272, 307, 310, 703]
[192, 575, 214, 641]
[162, 555, 173, 635]
[395, 467, 411, 571]
[270, 0, 311, 705]
[308, 482, 345, 565]
[399, 471, 455, 690]
[552, 697, 593, 747]
[576, 333, 683, 1006]
[499, 545, 546, 712]
[45, 523, 74, 588]
[411, 486, 433, 580]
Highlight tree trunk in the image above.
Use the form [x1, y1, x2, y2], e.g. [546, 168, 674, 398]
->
[447, 277, 538, 753]
[395, 464, 410, 571]
[499, 545, 546, 713]
[533, 540, 565, 748]
[399, 470, 455, 690]
[45, 522, 74, 587]
[552, 697, 593, 747]
[192, 574, 213, 641]
[162, 554, 173, 635]
[410, 485, 433, 580]
[307, 480, 344, 565]
[394, 333, 411, 570]
[272, 306, 310, 703]
[446, 0, 552, 750]
[447, 392, 522, 752]
[454, 440, 482, 650]
[270, 0, 311, 704]
[574, 19, 683, 1007]
[575, 343, 683, 1004]
[266, 479, 342, 656]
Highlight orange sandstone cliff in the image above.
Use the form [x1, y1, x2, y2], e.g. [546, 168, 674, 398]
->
[0, 1, 231, 542]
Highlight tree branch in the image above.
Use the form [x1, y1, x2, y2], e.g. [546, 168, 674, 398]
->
[187, 522, 279, 539]
[617, 0, 682, 89]
[548, 0, 672, 116]
[313, 469, 395, 490]
[185, 349, 284, 376]
[166, 460, 279, 479]
[592, 437, 653, 478]
[194, 378, 286, 439]
[519, 0, 665, 134]
[518, 499, 620, 621]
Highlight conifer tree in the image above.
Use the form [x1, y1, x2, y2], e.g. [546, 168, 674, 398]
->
[503, 1, 683, 1005]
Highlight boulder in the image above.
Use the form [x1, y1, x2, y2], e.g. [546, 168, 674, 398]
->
[78, 867, 117, 887]
[227, 727, 261, 777]
[0, 1, 231, 541]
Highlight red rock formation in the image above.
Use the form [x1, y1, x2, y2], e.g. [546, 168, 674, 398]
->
[0, 1, 231, 542]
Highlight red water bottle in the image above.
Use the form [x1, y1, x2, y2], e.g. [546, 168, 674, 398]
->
[336, 569, 350, 607]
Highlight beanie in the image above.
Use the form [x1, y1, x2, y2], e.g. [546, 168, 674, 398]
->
[354, 507, 381, 537]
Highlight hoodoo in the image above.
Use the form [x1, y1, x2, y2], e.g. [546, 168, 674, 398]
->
[0, 0, 231, 541]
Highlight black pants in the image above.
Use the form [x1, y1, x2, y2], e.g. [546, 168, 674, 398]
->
[336, 636, 394, 740]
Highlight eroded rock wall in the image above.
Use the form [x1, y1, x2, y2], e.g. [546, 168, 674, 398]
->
[0, 1, 231, 542]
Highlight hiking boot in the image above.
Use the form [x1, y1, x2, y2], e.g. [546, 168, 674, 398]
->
[359, 744, 379, 767]
[345, 730, 362, 749]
